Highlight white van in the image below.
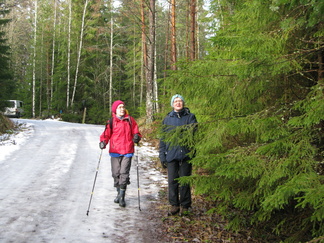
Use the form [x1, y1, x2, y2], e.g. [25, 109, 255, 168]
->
[4, 100, 24, 118]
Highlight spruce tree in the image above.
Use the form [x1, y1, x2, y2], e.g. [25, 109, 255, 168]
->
[163, 0, 324, 241]
[0, 0, 14, 110]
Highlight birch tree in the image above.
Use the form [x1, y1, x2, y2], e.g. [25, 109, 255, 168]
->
[145, 0, 155, 123]
[140, 0, 147, 109]
[50, 0, 57, 110]
[109, 0, 113, 113]
[67, 0, 72, 108]
[153, 35, 159, 113]
[71, 0, 89, 107]
[32, 0, 38, 118]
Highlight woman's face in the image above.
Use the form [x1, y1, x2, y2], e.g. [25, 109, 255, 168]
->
[173, 97, 184, 112]
[116, 104, 126, 117]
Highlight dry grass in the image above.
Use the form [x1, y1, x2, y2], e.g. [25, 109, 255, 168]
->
[0, 114, 14, 135]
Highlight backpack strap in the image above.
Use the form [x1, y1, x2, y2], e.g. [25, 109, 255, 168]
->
[106, 117, 133, 134]
[108, 118, 113, 130]
[103, 118, 113, 134]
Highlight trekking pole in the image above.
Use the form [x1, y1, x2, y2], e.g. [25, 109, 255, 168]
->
[86, 149, 103, 216]
[135, 144, 141, 211]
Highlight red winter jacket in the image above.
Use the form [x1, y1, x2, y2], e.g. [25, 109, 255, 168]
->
[100, 113, 141, 155]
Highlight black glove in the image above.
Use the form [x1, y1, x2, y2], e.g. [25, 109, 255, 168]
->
[160, 160, 167, 169]
[99, 141, 106, 149]
[133, 134, 141, 144]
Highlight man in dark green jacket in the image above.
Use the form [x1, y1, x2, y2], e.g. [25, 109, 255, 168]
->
[159, 94, 197, 215]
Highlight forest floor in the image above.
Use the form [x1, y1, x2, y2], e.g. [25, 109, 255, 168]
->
[139, 127, 281, 243]
[143, 172, 280, 243]
[140, 158, 283, 243]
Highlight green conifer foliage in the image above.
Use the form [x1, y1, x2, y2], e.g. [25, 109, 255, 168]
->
[0, 1, 14, 110]
[164, 0, 323, 240]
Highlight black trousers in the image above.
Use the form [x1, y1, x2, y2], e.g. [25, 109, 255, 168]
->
[167, 160, 192, 208]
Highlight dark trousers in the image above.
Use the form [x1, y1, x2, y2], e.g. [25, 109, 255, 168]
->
[167, 160, 192, 208]
[111, 156, 132, 189]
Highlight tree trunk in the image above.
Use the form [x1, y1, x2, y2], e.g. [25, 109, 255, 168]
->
[145, 0, 155, 124]
[67, 0, 72, 109]
[141, 0, 146, 109]
[50, 0, 57, 110]
[153, 32, 159, 113]
[140, 44, 144, 106]
[71, 0, 89, 107]
[39, 32, 44, 117]
[196, 2, 200, 59]
[170, 0, 177, 70]
[133, 25, 136, 109]
[190, 0, 196, 61]
[109, 0, 114, 113]
[141, 0, 147, 70]
[163, 4, 171, 99]
[32, 0, 38, 118]
[319, 50, 323, 81]
[47, 46, 50, 115]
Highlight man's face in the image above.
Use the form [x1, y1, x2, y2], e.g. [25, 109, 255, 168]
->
[116, 104, 126, 117]
[173, 97, 184, 112]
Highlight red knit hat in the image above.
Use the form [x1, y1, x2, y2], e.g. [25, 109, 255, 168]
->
[111, 100, 125, 113]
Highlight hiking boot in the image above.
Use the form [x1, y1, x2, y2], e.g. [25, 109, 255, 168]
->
[169, 206, 180, 215]
[114, 187, 120, 203]
[119, 189, 126, 207]
[180, 206, 192, 216]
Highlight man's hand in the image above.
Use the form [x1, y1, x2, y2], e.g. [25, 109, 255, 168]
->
[99, 141, 106, 149]
[160, 160, 167, 169]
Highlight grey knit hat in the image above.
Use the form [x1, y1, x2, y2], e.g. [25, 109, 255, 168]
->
[171, 94, 185, 107]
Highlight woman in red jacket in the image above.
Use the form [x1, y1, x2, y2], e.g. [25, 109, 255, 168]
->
[99, 100, 141, 207]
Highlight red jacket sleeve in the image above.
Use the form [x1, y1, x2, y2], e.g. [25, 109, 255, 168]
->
[100, 121, 112, 144]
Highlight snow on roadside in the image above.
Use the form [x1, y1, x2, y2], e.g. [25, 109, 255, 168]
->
[0, 118, 64, 163]
[137, 141, 168, 198]
[0, 120, 34, 162]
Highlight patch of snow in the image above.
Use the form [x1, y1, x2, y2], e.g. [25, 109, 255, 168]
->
[0, 120, 34, 163]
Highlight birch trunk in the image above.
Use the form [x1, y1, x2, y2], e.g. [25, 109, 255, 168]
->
[32, 0, 38, 118]
[140, 0, 146, 107]
[39, 32, 44, 116]
[67, 0, 72, 108]
[141, 0, 147, 69]
[71, 0, 89, 107]
[50, 0, 57, 109]
[145, 0, 155, 123]
[133, 25, 136, 108]
[153, 23, 159, 113]
[140, 44, 144, 106]
[109, 0, 113, 113]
